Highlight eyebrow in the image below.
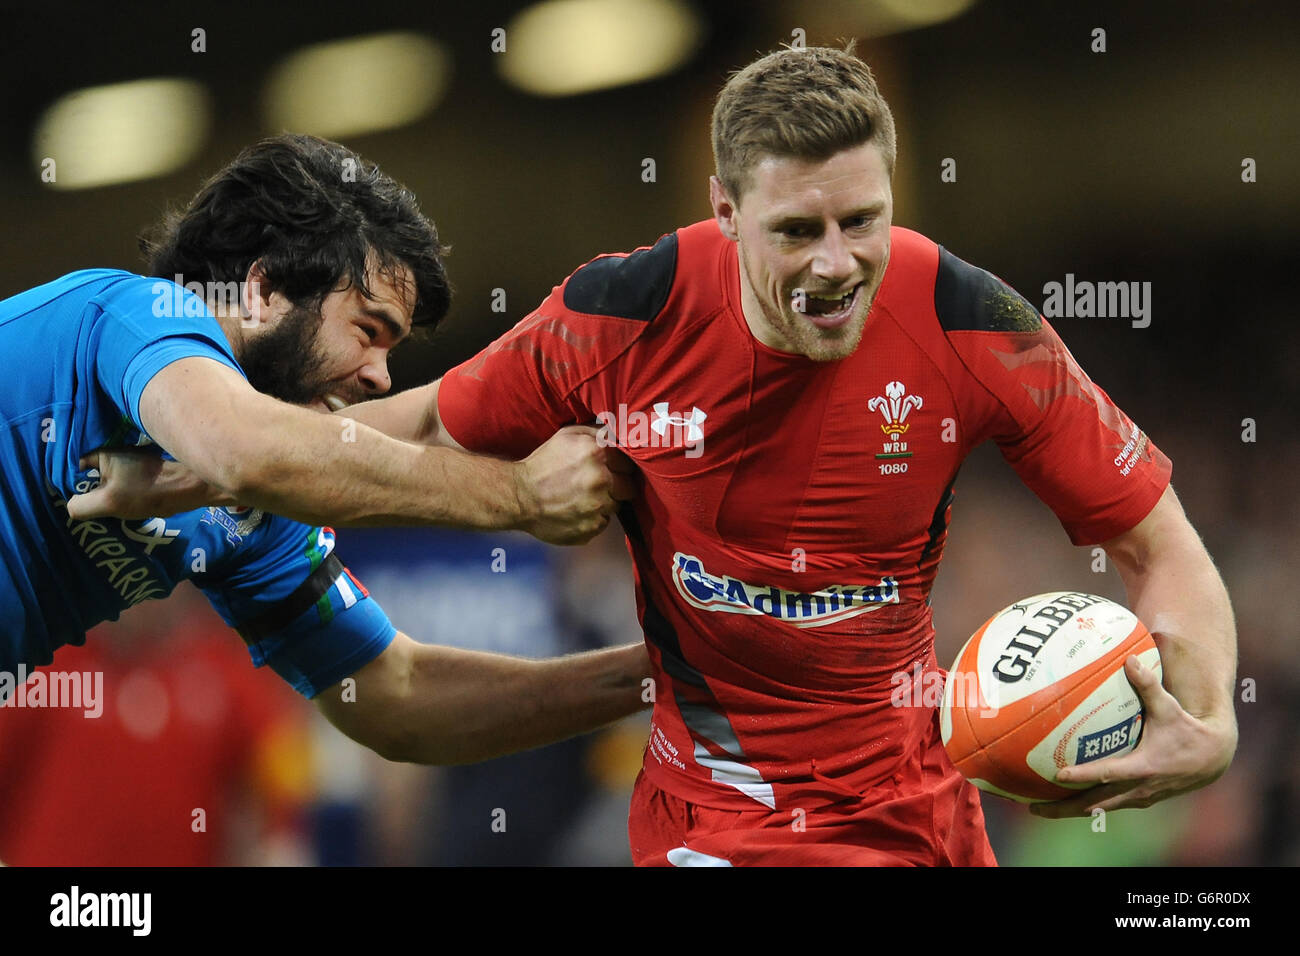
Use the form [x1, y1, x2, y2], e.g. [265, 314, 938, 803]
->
[363, 306, 410, 343]
[767, 203, 887, 229]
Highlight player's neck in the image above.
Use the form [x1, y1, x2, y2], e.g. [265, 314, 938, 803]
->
[206, 302, 250, 361]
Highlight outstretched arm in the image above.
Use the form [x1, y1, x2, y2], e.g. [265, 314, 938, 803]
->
[1032, 484, 1238, 817]
[68, 358, 630, 544]
[341, 379, 453, 447]
[315, 632, 651, 764]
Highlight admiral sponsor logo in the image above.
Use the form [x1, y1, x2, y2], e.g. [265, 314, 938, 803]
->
[596, 402, 706, 458]
[869, 381, 922, 464]
[200, 505, 265, 545]
[1041, 273, 1152, 328]
[1076, 714, 1141, 763]
[671, 552, 898, 628]
[992, 591, 1109, 683]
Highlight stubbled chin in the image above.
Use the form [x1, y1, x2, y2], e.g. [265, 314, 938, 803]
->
[795, 311, 868, 361]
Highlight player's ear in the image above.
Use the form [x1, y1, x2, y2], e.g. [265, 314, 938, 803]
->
[240, 260, 277, 328]
[710, 176, 740, 242]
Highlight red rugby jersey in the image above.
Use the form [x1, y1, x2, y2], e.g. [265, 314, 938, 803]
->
[439, 221, 1171, 812]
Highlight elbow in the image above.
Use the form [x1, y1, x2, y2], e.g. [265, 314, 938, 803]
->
[209, 458, 255, 501]
[329, 704, 430, 765]
[360, 658, 460, 766]
[176, 429, 263, 499]
[372, 725, 459, 766]
[370, 728, 421, 764]
[349, 636, 483, 766]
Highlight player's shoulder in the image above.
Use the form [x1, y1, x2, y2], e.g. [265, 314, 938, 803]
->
[558, 220, 731, 323]
[935, 248, 1041, 334]
[87, 270, 213, 320]
[883, 227, 1041, 334]
[15, 269, 222, 341]
[64, 268, 170, 306]
[560, 228, 680, 323]
[47, 268, 142, 295]
[0, 269, 141, 320]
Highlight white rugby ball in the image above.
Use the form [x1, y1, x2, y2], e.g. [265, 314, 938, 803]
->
[939, 591, 1161, 803]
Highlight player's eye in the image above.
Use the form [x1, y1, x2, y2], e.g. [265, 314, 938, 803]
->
[845, 215, 875, 230]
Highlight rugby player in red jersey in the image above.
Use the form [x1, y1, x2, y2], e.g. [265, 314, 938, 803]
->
[91, 47, 1238, 865]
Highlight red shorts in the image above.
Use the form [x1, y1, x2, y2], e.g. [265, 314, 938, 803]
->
[628, 720, 998, 867]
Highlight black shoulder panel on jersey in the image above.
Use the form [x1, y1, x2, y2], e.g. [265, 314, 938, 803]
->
[562, 232, 678, 322]
[934, 246, 1041, 333]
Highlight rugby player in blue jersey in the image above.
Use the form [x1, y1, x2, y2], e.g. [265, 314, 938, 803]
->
[0, 134, 647, 764]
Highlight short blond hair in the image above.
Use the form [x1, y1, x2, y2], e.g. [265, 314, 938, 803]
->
[711, 44, 897, 200]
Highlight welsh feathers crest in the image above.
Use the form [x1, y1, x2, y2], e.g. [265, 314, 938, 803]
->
[867, 381, 923, 440]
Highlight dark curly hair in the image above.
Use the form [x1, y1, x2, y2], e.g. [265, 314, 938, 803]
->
[140, 134, 450, 330]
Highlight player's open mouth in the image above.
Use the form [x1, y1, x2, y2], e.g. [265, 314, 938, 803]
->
[800, 283, 862, 329]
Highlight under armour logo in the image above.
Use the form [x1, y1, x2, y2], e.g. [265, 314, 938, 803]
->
[650, 403, 707, 443]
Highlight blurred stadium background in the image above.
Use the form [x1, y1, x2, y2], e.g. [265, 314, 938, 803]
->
[0, 0, 1296, 865]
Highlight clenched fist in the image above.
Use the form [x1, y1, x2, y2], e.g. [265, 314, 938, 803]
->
[512, 426, 637, 545]
[67, 448, 234, 520]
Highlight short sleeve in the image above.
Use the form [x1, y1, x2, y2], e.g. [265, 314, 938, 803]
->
[439, 305, 583, 459]
[91, 277, 244, 434]
[198, 517, 396, 698]
[440, 236, 673, 458]
[949, 320, 1172, 546]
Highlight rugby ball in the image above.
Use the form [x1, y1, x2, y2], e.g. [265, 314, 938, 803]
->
[939, 591, 1160, 803]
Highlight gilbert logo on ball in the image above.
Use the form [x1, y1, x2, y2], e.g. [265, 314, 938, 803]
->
[939, 591, 1161, 803]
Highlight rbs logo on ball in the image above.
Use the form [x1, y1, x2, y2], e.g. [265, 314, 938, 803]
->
[1075, 714, 1141, 764]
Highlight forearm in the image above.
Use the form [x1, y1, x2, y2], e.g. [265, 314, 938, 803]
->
[107, 359, 617, 543]
[342, 381, 444, 446]
[1115, 546, 1238, 729]
[229, 410, 520, 529]
[388, 641, 651, 765]
[136, 359, 510, 528]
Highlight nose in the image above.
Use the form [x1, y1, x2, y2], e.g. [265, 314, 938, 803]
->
[810, 226, 855, 285]
[357, 350, 392, 396]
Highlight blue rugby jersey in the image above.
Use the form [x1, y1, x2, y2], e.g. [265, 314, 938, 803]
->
[0, 270, 395, 697]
